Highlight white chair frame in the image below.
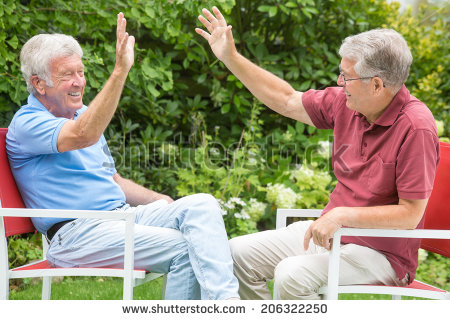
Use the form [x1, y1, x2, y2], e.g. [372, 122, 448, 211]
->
[0, 207, 166, 300]
[273, 209, 450, 300]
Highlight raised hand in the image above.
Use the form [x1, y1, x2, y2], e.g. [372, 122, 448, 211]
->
[195, 6, 236, 63]
[115, 12, 135, 75]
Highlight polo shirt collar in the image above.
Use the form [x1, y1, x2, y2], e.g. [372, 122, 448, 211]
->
[27, 94, 48, 112]
[373, 85, 409, 127]
[27, 94, 82, 120]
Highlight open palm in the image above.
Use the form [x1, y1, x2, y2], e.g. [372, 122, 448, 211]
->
[115, 12, 135, 73]
[195, 7, 236, 62]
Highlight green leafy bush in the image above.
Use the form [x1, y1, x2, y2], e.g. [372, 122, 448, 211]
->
[384, 5, 449, 139]
[416, 249, 450, 291]
[8, 233, 42, 269]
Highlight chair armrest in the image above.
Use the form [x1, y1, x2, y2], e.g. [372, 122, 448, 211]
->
[276, 209, 322, 229]
[0, 207, 129, 220]
[335, 227, 450, 239]
[0, 207, 136, 299]
[325, 227, 450, 300]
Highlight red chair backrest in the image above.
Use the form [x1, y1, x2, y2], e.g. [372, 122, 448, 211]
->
[420, 142, 450, 257]
[0, 128, 36, 237]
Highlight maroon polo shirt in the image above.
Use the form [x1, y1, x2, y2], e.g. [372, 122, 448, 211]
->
[302, 85, 440, 283]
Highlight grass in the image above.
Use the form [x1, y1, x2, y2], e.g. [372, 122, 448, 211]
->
[9, 277, 424, 300]
[10, 277, 164, 300]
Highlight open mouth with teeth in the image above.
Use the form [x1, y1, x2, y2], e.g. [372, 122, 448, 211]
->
[68, 92, 81, 97]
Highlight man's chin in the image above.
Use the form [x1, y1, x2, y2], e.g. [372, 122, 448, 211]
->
[70, 100, 84, 110]
[345, 100, 355, 110]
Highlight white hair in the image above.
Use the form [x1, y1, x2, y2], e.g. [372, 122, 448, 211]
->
[339, 29, 412, 93]
[20, 34, 83, 95]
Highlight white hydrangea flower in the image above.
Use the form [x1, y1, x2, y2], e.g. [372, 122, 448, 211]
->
[225, 202, 235, 210]
[244, 198, 267, 221]
[317, 140, 332, 159]
[290, 166, 314, 182]
[266, 183, 297, 209]
[217, 197, 251, 218]
[301, 166, 315, 177]
[418, 249, 428, 262]
[229, 197, 246, 206]
[234, 211, 250, 220]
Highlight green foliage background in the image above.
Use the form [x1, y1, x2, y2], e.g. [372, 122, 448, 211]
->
[1, 0, 449, 291]
[1, 0, 447, 227]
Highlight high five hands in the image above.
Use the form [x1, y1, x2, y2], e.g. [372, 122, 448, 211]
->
[195, 6, 237, 63]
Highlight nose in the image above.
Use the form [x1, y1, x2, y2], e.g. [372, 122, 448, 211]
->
[337, 73, 345, 87]
[72, 73, 85, 87]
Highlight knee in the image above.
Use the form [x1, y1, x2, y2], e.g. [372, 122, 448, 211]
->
[274, 259, 294, 297]
[274, 259, 313, 299]
[229, 236, 251, 269]
[182, 193, 220, 211]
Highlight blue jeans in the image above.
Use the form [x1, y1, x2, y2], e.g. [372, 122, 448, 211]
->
[46, 194, 239, 300]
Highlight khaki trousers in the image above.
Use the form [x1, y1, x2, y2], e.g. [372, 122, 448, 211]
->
[229, 220, 408, 300]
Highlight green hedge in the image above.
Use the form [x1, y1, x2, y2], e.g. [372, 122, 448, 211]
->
[0, 0, 448, 231]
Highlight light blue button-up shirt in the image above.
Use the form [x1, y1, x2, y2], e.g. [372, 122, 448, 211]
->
[6, 94, 126, 233]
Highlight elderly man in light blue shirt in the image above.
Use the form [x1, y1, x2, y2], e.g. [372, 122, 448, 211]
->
[6, 13, 239, 300]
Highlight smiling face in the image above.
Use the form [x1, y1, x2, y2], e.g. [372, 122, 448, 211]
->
[337, 57, 373, 112]
[337, 57, 395, 124]
[36, 54, 86, 119]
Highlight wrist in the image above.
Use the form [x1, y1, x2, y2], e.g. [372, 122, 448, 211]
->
[111, 66, 130, 81]
[330, 207, 347, 227]
[222, 50, 239, 68]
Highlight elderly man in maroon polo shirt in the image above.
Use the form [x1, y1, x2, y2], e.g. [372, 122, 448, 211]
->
[196, 7, 440, 299]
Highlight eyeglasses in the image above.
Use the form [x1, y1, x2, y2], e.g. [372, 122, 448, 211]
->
[338, 66, 374, 84]
[338, 72, 374, 83]
[338, 66, 386, 87]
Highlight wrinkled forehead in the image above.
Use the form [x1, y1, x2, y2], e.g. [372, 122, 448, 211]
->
[49, 54, 84, 73]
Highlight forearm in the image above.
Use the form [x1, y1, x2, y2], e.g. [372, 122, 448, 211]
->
[331, 199, 428, 230]
[223, 52, 305, 120]
[305, 198, 428, 250]
[114, 174, 172, 206]
[75, 71, 128, 143]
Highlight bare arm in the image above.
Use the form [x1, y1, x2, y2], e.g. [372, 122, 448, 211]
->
[57, 13, 135, 152]
[196, 7, 314, 126]
[113, 173, 173, 207]
[304, 198, 428, 250]
[222, 52, 313, 125]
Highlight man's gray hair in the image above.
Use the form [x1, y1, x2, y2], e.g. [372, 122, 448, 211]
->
[20, 34, 83, 95]
[339, 29, 412, 92]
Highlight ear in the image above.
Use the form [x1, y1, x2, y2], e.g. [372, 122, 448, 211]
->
[30, 75, 46, 95]
[372, 77, 384, 95]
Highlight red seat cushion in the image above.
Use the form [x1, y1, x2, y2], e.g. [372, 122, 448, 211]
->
[406, 280, 446, 292]
[12, 260, 53, 271]
[12, 260, 147, 273]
